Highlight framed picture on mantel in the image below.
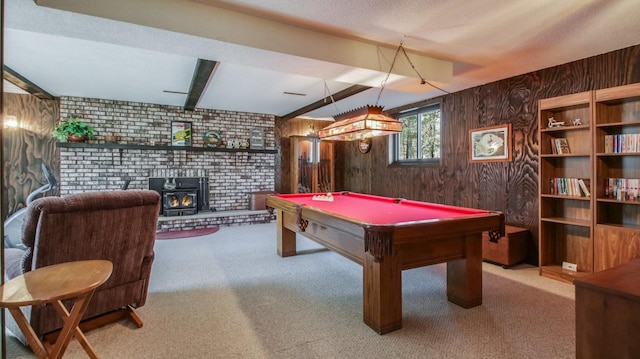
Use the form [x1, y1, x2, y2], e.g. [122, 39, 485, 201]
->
[171, 121, 192, 146]
[250, 128, 265, 149]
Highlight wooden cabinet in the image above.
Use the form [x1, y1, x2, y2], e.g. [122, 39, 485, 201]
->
[538, 83, 640, 283]
[538, 91, 594, 283]
[574, 259, 640, 359]
[593, 83, 640, 271]
[290, 136, 334, 193]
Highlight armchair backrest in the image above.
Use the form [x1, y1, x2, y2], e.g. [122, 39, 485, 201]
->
[20, 190, 160, 290]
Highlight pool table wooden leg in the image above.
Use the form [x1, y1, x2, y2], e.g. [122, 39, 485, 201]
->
[362, 252, 402, 334]
[446, 233, 483, 308]
[276, 209, 297, 257]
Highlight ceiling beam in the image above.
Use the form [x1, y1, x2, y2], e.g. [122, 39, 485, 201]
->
[3, 65, 54, 100]
[35, 0, 452, 86]
[279, 84, 371, 122]
[184, 59, 218, 111]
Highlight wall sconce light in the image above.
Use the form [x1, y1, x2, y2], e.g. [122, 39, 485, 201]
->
[4, 115, 19, 128]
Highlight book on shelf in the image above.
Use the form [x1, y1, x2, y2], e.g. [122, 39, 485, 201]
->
[557, 138, 571, 154]
[608, 178, 616, 198]
[578, 179, 590, 197]
[550, 178, 590, 197]
[630, 179, 639, 201]
[604, 135, 612, 153]
[553, 138, 571, 154]
[605, 178, 640, 201]
[605, 133, 640, 153]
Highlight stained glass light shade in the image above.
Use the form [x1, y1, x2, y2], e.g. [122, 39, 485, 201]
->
[318, 105, 402, 141]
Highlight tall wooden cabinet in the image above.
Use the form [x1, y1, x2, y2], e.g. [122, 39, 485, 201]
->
[290, 136, 334, 193]
[538, 83, 640, 283]
[538, 91, 594, 283]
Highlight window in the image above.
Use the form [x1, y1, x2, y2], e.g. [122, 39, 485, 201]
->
[389, 103, 441, 164]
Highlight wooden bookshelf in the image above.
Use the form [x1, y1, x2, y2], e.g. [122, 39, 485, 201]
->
[538, 84, 640, 283]
[538, 91, 594, 283]
[593, 82, 640, 272]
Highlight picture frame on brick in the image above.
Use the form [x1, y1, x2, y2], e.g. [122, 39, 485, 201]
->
[171, 121, 192, 146]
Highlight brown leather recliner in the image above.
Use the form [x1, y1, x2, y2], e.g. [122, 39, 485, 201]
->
[4, 190, 160, 344]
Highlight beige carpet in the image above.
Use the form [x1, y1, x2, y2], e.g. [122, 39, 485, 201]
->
[5, 223, 576, 358]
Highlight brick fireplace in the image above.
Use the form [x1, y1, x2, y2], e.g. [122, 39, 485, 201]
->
[56, 96, 277, 229]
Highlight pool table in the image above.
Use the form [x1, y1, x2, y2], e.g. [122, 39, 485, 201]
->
[266, 191, 504, 334]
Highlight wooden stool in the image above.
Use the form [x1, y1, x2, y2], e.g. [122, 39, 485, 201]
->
[0, 260, 113, 359]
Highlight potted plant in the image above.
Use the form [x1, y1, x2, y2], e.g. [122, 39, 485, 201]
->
[52, 117, 95, 142]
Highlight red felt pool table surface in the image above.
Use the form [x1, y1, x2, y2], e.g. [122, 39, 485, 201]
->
[266, 191, 504, 335]
[274, 192, 490, 225]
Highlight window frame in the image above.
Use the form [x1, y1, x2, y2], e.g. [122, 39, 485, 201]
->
[388, 102, 442, 166]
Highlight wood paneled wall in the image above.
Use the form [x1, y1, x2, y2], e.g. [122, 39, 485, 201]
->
[2, 93, 59, 219]
[5, 45, 640, 264]
[278, 45, 640, 264]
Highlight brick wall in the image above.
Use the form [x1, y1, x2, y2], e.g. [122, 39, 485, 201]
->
[58, 96, 276, 212]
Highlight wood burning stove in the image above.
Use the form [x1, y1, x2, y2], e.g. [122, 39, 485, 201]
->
[148, 176, 210, 216]
[162, 188, 198, 216]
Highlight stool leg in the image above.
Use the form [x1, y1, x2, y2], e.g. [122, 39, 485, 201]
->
[50, 291, 98, 359]
[7, 307, 49, 359]
[51, 298, 100, 359]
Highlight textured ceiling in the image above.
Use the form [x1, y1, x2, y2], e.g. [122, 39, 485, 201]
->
[4, 0, 640, 119]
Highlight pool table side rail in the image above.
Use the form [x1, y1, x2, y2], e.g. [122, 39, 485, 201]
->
[267, 195, 503, 238]
[266, 195, 504, 262]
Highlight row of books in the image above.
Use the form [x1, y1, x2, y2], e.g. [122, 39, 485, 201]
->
[550, 178, 590, 197]
[549, 137, 571, 154]
[605, 178, 640, 201]
[604, 134, 640, 153]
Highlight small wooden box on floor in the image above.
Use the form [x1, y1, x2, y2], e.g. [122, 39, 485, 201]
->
[250, 191, 275, 210]
[574, 259, 640, 359]
[482, 225, 529, 268]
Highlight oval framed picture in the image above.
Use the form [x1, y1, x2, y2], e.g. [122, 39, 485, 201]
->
[203, 131, 222, 148]
[358, 138, 372, 154]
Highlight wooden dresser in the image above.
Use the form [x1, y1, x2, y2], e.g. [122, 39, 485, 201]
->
[574, 259, 640, 359]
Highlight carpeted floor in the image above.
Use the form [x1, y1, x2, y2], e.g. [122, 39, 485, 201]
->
[155, 226, 219, 240]
[5, 223, 577, 359]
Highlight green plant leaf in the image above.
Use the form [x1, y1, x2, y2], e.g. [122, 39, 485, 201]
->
[52, 117, 95, 141]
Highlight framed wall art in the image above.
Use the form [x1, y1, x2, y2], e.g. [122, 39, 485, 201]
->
[469, 124, 512, 162]
[250, 128, 265, 149]
[171, 121, 192, 146]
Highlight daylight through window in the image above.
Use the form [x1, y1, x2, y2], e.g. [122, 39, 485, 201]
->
[390, 103, 441, 163]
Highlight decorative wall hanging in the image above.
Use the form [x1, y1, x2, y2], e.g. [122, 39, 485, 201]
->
[250, 129, 265, 149]
[171, 121, 192, 146]
[203, 130, 221, 148]
[358, 138, 372, 154]
[469, 124, 512, 162]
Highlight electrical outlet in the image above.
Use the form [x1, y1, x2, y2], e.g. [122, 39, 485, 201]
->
[562, 261, 578, 272]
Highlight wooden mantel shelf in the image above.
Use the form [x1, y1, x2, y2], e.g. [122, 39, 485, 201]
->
[56, 142, 277, 154]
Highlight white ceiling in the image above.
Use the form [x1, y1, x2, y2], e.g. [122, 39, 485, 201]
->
[4, 0, 640, 120]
